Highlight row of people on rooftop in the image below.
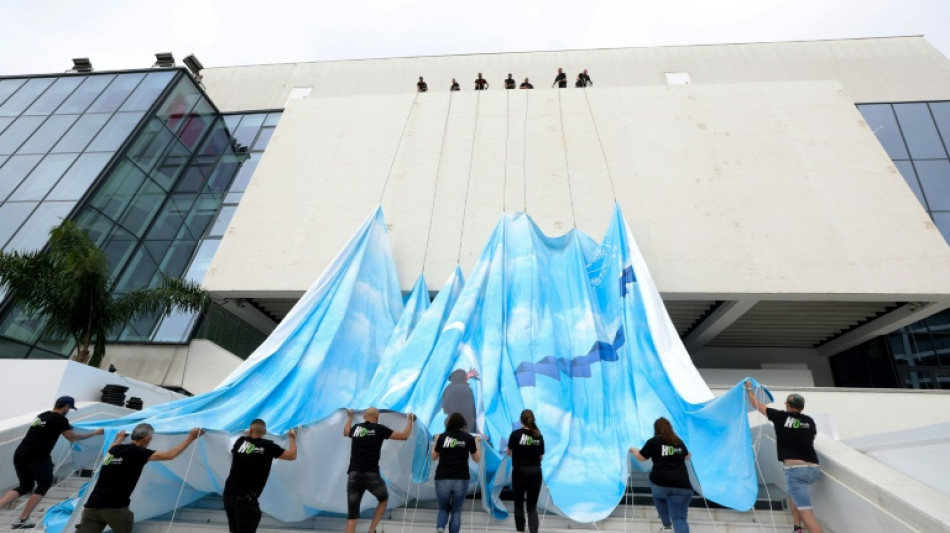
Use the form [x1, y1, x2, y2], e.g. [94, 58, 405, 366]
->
[416, 68, 593, 92]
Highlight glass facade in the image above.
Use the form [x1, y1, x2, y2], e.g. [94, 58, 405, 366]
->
[0, 69, 268, 359]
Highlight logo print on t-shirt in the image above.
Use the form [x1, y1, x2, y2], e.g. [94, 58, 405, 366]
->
[784, 417, 811, 430]
[237, 441, 265, 454]
[30, 417, 45, 428]
[661, 445, 683, 457]
[519, 434, 539, 446]
[102, 454, 124, 466]
[353, 427, 375, 438]
[443, 437, 465, 449]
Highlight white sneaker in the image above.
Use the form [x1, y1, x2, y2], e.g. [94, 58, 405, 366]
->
[657, 527, 672, 533]
[12, 518, 36, 529]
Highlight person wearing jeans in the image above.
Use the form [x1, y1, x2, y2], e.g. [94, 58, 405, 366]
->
[506, 409, 545, 533]
[631, 418, 693, 533]
[432, 413, 480, 533]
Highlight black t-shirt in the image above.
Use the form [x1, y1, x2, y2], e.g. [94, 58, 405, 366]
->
[15, 411, 71, 461]
[507, 428, 544, 467]
[766, 408, 819, 464]
[579, 73, 592, 86]
[554, 73, 567, 88]
[434, 429, 477, 480]
[474, 78, 487, 89]
[348, 422, 394, 473]
[224, 436, 286, 497]
[520, 82, 534, 89]
[450, 82, 460, 91]
[505, 78, 515, 89]
[417, 81, 428, 92]
[86, 444, 155, 508]
[639, 436, 691, 489]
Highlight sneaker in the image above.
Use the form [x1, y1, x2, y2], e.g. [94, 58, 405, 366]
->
[657, 527, 672, 532]
[12, 518, 35, 529]
[793, 527, 803, 533]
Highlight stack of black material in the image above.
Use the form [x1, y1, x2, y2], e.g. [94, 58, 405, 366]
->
[125, 397, 143, 410]
[100, 384, 128, 407]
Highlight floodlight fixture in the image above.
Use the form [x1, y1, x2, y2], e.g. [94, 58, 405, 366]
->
[71, 58, 93, 73]
[153, 52, 175, 68]
[183, 54, 204, 77]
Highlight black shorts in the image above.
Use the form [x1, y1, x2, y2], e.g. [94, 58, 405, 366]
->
[13, 455, 54, 496]
[346, 472, 388, 519]
[223, 493, 262, 533]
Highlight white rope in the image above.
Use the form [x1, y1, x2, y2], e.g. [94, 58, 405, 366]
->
[164, 432, 201, 533]
[504, 89, 510, 212]
[581, 87, 617, 203]
[378, 92, 419, 204]
[622, 456, 631, 533]
[538, 483, 551, 533]
[522, 90, 529, 213]
[555, 88, 577, 228]
[422, 91, 454, 271]
[457, 91, 481, 264]
[402, 423, 421, 533]
[749, 385, 781, 533]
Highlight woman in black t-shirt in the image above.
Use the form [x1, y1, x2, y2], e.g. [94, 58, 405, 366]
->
[506, 409, 544, 533]
[431, 413, 480, 533]
[630, 418, 692, 533]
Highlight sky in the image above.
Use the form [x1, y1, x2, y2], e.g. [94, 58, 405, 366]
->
[1, 0, 948, 75]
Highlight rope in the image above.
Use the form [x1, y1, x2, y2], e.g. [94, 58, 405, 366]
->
[422, 91, 454, 271]
[582, 87, 618, 203]
[749, 384, 781, 533]
[539, 484, 551, 533]
[457, 91, 481, 263]
[522, 90, 529, 213]
[164, 432, 201, 533]
[555, 88, 577, 228]
[504, 90, 510, 212]
[622, 456, 630, 533]
[378, 92, 419, 204]
[402, 422, 421, 533]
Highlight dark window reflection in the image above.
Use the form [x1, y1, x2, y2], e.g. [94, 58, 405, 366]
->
[858, 104, 909, 160]
[893, 103, 947, 159]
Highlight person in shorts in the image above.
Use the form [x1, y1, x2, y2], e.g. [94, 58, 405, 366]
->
[343, 408, 415, 533]
[0, 396, 103, 529]
[747, 381, 824, 533]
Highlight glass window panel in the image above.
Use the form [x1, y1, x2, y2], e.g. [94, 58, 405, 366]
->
[0, 116, 46, 155]
[931, 212, 950, 245]
[9, 154, 79, 201]
[118, 179, 165, 237]
[252, 126, 274, 151]
[47, 152, 112, 201]
[151, 310, 199, 343]
[90, 160, 147, 221]
[0, 154, 43, 202]
[223, 191, 243, 205]
[264, 113, 281, 127]
[228, 152, 259, 193]
[931, 333, 950, 366]
[86, 111, 145, 152]
[114, 246, 159, 293]
[0, 117, 14, 135]
[143, 239, 173, 266]
[0, 202, 38, 248]
[232, 114, 264, 147]
[208, 153, 241, 193]
[157, 81, 202, 133]
[146, 193, 190, 240]
[932, 102, 950, 157]
[158, 240, 198, 278]
[893, 160, 927, 210]
[127, 119, 175, 173]
[73, 208, 115, 245]
[0, 77, 55, 116]
[182, 195, 218, 240]
[223, 115, 241, 131]
[858, 104, 909, 160]
[52, 113, 110, 153]
[177, 112, 213, 150]
[24, 77, 84, 115]
[186, 239, 219, 282]
[56, 75, 115, 115]
[0, 79, 28, 107]
[120, 70, 176, 112]
[915, 160, 950, 210]
[197, 119, 231, 157]
[18, 114, 79, 154]
[154, 141, 191, 190]
[208, 205, 236, 237]
[87, 73, 145, 113]
[4, 201, 75, 252]
[101, 226, 138, 272]
[893, 103, 947, 159]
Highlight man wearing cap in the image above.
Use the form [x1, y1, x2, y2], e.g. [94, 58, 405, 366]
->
[0, 396, 104, 529]
[746, 381, 824, 533]
[75, 423, 202, 533]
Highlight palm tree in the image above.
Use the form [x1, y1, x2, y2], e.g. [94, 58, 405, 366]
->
[0, 221, 209, 367]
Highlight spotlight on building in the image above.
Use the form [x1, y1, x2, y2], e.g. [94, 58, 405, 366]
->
[70, 58, 93, 73]
[183, 54, 204, 78]
[153, 52, 175, 68]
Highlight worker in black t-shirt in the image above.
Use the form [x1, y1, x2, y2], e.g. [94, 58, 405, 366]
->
[76, 424, 201, 533]
[552, 68, 567, 88]
[431, 413, 480, 533]
[747, 381, 824, 533]
[577, 69, 593, 87]
[450, 79, 460, 91]
[474, 73, 489, 90]
[506, 409, 544, 533]
[504, 74, 516, 90]
[0, 396, 103, 529]
[519, 78, 534, 89]
[224, 419, 297, 533]
[630, 418, 692, 533]
[343, 408, 415, 533]
[417, 77, 428, 93]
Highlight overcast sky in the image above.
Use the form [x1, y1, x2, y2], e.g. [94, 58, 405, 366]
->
[1, 0, 948, 75]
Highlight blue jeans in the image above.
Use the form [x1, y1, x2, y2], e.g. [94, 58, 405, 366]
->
[435, 479, 468, 533]
[650, 483, 691, 533]
[784, 465, 821, 510]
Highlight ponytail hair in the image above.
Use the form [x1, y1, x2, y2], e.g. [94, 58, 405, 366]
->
[653, 417, 683, 448]
[520, 409, 541, 437]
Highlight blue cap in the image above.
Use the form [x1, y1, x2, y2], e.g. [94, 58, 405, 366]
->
[55, 395, 77, 410]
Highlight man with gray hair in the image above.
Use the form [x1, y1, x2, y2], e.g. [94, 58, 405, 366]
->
[75, 424, 202, 533]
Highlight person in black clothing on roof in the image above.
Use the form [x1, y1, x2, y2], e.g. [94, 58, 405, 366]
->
[746, 381, 824, 533]
[431, 413, 481, 533]
[450, 78, 460, 91]
[224, 419, 298, 533]
[577, 69, 593, 87]
[474, 73, 489, 90]
[75, 424, 201, 533]
[417, 77, 428, 93]
[519, 78, 533, 89]
[0, 396, 103, 529]
[552, 68, 567, 88]
[344, 407, 415, 533]
[630, 418, 693, 533]
[504, 74, 516, 90]
[506, 409, 544, 533]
